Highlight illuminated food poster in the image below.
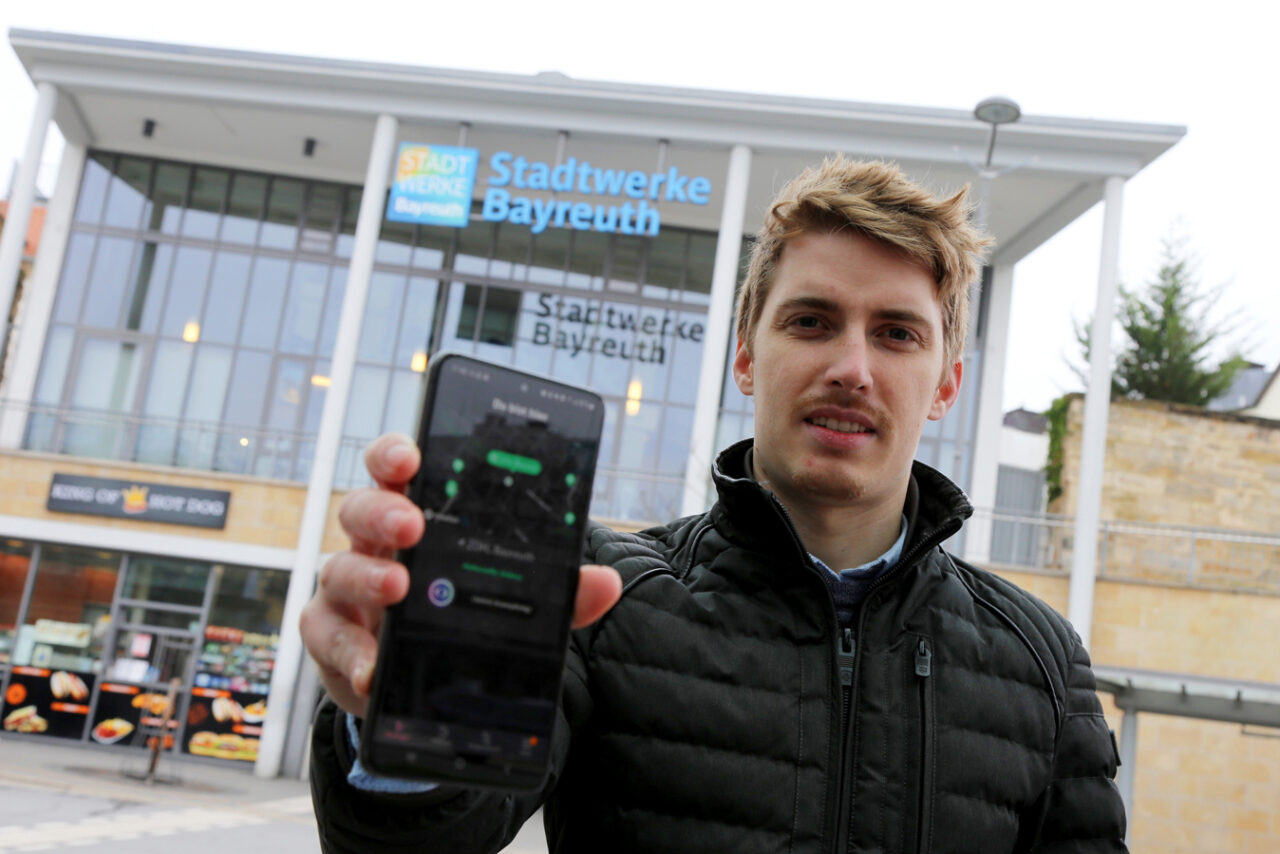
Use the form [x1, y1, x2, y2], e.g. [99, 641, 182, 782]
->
[2, 666, 95, 739]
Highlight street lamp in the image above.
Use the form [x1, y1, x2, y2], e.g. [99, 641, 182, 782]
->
[974, 95, 1022, 169]
[971, 96, 1022, 231]
[950, 95, 1024, 504]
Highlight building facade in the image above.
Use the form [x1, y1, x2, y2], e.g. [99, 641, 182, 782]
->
[0, 30, 1182, 787]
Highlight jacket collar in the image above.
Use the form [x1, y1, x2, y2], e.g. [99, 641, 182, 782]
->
[708, 438, 973, 561]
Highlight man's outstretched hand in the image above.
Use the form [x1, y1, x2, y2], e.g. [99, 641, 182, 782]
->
[299, 432, 622, 717]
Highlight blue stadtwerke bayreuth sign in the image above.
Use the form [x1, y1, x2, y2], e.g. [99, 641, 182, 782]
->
[387, 144, 712, 237]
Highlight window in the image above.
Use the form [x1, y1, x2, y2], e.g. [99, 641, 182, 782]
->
[14, 546, 121, 672]
[207, 566, 289, 635]
[0, 540, 35, 667]
[38, 150, 723, 519]
[456, 284, 521, 347]
[122, 556, 210, 609]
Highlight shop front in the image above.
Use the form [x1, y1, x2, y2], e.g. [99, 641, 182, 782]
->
[0, 540, 287, 765]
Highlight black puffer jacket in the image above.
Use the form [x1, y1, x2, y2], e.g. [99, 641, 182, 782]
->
[311, 440, 1126, 853]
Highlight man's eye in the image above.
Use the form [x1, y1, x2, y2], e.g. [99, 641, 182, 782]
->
[794, 316, 821, 329]
[885, 327, 915, 342]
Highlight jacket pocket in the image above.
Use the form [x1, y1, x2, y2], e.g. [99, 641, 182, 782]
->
[908, 635, 935, 854]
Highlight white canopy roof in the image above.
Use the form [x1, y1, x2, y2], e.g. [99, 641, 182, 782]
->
[10, 29, 1184, 264]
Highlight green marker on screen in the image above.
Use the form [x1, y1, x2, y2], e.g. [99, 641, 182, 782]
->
[487, 449, 542, 476]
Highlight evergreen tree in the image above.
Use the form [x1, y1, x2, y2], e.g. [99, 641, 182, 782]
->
[1073, 238, 1249, 405]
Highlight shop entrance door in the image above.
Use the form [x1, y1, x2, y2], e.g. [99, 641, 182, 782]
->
[91, 597, 203, 752]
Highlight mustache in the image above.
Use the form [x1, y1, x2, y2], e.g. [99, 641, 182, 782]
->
[796, 392, 890, 429]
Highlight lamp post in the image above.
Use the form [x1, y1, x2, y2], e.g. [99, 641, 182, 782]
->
[972, 96, 1022, 229]
[957, 96, 1022, 566]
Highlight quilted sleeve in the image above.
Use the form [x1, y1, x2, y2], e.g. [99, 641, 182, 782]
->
[1025, 637, 1128, 853]
[309, 695, 564, 853]
[309, 629, 596, 854]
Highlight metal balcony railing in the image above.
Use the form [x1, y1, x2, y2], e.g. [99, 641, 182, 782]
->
[4, 403, 1274, 592]
[2, 399, 370, 486]
[972, 508, 1280, 595]
[0, 401, 685, 518]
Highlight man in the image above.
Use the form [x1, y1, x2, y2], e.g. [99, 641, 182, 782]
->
[302, 157, 1127, 853]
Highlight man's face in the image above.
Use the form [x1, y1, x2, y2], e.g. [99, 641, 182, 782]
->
[733, 230, 961, 513]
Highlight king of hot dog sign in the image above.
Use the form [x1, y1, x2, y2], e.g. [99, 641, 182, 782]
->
[47, 474, 230, 529]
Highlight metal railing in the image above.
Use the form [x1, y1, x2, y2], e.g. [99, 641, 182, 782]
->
[0, 401, 685, 516]
[972, 508, 1280, 595]
[1, 399, 369, 486]
[4, 402, 1275, 593]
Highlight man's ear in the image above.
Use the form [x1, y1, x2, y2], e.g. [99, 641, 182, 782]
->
[732, 338, 754, 396]
[928, 360, 962, 420]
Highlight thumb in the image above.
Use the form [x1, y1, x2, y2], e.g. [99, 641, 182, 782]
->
[572, 564, 622, 628]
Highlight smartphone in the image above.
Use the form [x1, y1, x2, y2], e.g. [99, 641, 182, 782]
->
[361, 353, 605, 789]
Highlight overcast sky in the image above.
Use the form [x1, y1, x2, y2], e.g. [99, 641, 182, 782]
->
[3, 0, 1275, 413]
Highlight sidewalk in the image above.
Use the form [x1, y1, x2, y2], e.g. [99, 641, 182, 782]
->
[0, 733, 310, 808]
[0, 735, 548, 853]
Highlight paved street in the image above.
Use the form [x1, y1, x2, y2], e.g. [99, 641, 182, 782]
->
[0, 736, 547, 853]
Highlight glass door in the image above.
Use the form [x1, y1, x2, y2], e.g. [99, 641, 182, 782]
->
[94, 616, 200, 752]
[90, 556, 212, 753]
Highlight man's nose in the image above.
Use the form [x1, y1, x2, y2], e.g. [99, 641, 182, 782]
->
[826, 334, 873, 390]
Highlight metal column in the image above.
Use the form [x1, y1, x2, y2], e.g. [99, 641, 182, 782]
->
[255, 112, 400, 778]
[1067, 175, 1125, 648]
[963, 262, 1016, 565]
[0, 81, 58, 370]
[0, 141, 86, 447]
[681, 144, 751, 516]
[1116, 707, 1139, 841]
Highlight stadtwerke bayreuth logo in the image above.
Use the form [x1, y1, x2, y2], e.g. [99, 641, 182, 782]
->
[386, 143, 479, 228]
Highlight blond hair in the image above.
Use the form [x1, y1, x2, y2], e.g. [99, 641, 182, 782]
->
[736, 156, 992, 367]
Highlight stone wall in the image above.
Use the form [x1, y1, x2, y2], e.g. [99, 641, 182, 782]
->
[1017, 396, 1280, 852]
[1053, 395, 1280, 533]
[993, 568, 1280, 854]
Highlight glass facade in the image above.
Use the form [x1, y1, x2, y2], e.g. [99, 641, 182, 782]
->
[0, 539, 286, 762]
[32, 151, 724, 523]
[31, 153, 354, 481]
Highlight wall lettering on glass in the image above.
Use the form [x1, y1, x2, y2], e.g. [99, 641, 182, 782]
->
[530, 292, 703, 364]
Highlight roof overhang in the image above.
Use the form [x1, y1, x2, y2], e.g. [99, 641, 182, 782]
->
[10, 29, 1185, 263]
[1095, 665, 1280, 728]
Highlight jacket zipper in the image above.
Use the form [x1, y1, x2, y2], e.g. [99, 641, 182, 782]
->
[915, 639, 934, 854]
[765, 494, 855, 854]
[838, 628, 856, 729]
[833, 628, 856, 851]
[762, 491, 958, 854]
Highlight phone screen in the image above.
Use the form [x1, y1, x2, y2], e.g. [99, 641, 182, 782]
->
[363, 354, 604, 788]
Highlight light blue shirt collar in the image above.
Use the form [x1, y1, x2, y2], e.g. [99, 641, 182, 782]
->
[809, 514, 908, 579]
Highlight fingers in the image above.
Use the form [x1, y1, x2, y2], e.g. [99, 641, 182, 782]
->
[299, 600, 375, 718]
[338, 487, 424, 557]
[300, 552, 411, 717]
[572, 565, 622, 629]
[318, 551, 411, 616]
[364, 433, 420, 492]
